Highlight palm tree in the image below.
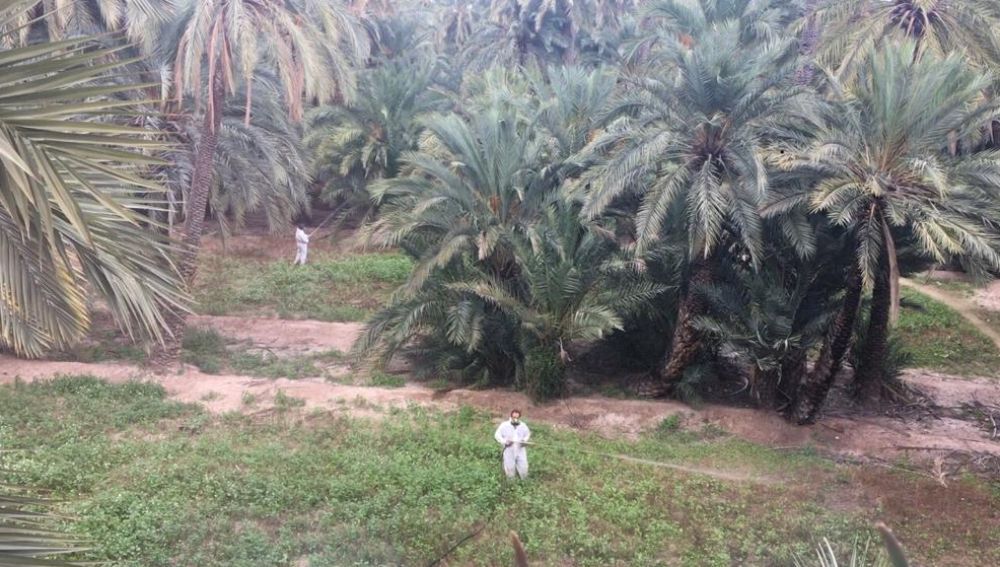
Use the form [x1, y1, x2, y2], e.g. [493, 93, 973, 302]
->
[361, 202, 662, 400]
[454, 201, 663, 398]
[3, 0, 173, 48]
[453, 0, 636, 69]
[530, 65, 619, 166]
[355, 105, 551, 384]
[150, 0, 368, 361]
[363, 106, 551, 294]
[162, 73, 310, 237]
[0, 6, 187, 357]
[580, 22, 814, 393]
[304, 57, 443, 222]
[627, 0, 799, 65]
[162, 0, 368, 276]
[695, 262, 834, 409]
[456, 65, 619, 190]
[772, 44, 1000, 422]
[810, 0, 1000, 79]
[429, 0, 479, 50]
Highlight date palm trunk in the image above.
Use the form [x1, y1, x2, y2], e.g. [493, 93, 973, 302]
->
[778, 347, 808, 407]
[854, 255, 891, 403]
[790, 265, 863, 424]
[752, 365, 780, 410]
[151, 67, 225, 366]
[650, 261, 713, 394]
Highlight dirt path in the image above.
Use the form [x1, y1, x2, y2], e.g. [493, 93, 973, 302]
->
[2, 352, 997, 470]
[900, 278, 1000, 351]
[0, 314, 997, 476]
[978, 279, 1000, 312]
[187, 315, 362, 355]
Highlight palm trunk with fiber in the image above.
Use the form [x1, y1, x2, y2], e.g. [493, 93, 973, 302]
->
[790, 265, 863, 424]
[151, 68, 226, 366]
[647, 261, 712, 395]
[752, 365, 780, 410]
[854, 255, 891, 403]
[779, 347, 808, 407]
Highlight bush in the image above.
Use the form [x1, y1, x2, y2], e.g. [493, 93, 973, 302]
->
[182, 328, 229, 374]
[369, 371, 406, 388]
[524, 346, 566, 401]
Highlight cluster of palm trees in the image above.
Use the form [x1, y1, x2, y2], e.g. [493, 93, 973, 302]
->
[336, 0, 1000, 423]
[3, 0, 1000, 427]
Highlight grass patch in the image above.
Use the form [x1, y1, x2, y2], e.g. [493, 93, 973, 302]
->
[273, 390, 306, 411]
[655, 414, 682, 435]
[1, 378, 996, 566]
[368, 371, 406, 388]
[896, 290, 1000, 377]
[193, 252, 412, 321]
[229, 352, 323, 379]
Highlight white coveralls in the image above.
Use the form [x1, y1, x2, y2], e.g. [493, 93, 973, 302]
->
[494, 419, 531, 479]
[294, 228, 310, 265]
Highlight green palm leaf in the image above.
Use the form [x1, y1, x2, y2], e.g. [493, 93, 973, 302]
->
[0, 4, 187, 357]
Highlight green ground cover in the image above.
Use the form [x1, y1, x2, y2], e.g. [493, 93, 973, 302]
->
[1, 377, 996, 566]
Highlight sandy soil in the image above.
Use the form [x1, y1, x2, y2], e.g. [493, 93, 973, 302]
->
[976, 279, 1000, 312]
[2, 314, 998, 473]
[187, 315, 360, 355]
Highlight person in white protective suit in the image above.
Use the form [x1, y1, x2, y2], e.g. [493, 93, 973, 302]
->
[494, 409, 531, 479]
[294, 225, 310, 265]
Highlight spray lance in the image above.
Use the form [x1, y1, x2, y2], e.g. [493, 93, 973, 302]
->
[307, 209, 341, 238]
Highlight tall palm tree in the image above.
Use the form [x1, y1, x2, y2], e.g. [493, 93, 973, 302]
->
[162, 73, 310, 237]
[0, 5, 187, 357]
[151, 0, 368, 361]
[163, 0, 367, 273]
[772, 44, 1000, 422]
[580, 22, 814, 393]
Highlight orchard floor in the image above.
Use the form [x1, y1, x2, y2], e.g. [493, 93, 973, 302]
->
[2, 357, 999, 566]
[1, 232, 999, 565]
